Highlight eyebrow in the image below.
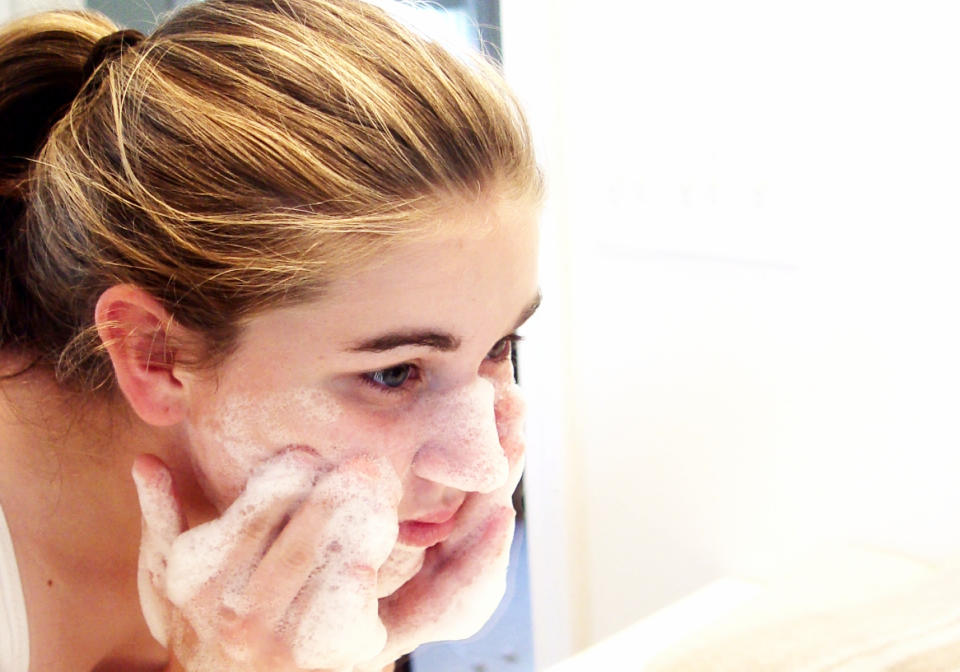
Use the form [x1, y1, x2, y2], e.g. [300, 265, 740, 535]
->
[347, 290, 542, 354]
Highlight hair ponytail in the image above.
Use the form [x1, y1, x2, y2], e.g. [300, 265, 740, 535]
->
[0, 11, 115, 351]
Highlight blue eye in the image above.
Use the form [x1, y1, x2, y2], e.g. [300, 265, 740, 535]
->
[365, 364, 413, 390]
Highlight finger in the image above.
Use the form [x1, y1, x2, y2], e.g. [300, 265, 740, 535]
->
[240, 478, 337, 628]
[494, 382, 527, 472]
[221, 452, 325, 584]
[165, 450, 321, 642]
[289, 560, 387, 671]
[376, 544, 425, 599]
[368, 505, 513, 669]
[369, 503, 514, 668]
[132, 453, 186, 546]
[244, 455, 399, 622]
[500, 384, 528, 493]
[276, 456, 399, 670]
[503, 451, 526, 501]
[131, 454, 186, 646]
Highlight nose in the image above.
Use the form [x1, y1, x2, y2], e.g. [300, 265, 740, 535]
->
[410, 377, 509, 493]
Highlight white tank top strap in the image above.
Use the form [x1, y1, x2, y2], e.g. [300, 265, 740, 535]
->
[0, 502, 29, 672]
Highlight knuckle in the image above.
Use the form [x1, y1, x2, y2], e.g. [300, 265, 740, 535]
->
[349, 563, 377, 585]
[280, 541, 314, 572]
[239, 514, 274, 544]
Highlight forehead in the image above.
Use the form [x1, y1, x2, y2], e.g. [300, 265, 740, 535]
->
[230, 199, 540, 362]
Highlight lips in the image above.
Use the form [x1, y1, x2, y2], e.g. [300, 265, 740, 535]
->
[398, 506, 461, 547]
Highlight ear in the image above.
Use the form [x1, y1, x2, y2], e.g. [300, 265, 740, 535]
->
[95, 284, 193, 426]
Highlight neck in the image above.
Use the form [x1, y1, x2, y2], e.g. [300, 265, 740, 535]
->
[0, 360, 174, 670]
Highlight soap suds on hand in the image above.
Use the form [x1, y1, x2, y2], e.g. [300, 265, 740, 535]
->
[377, 545, 426, 599]
[286, 458, 400, 669]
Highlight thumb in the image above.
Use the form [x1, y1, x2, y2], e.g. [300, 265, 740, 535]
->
[132, 453, 186, 546]
[132, 453, 187, 646]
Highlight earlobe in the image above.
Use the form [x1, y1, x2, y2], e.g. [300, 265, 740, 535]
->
[95, 284, 190, 426]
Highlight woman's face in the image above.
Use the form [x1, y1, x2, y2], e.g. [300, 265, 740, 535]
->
[181, 195, 539, 552]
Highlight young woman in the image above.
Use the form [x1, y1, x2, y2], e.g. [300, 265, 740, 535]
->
[0, 1, 542, 670]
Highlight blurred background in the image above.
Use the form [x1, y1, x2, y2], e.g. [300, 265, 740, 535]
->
[5, 0, 960, 670]
[506, 1, 960, 668]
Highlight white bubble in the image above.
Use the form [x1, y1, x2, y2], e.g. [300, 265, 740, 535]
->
[411, 378, 509, 493]
[289, 460, 399, 668]
[164, 453, 319, 639]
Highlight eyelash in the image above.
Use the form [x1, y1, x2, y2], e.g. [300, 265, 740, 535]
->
[359, 334, 522, 394]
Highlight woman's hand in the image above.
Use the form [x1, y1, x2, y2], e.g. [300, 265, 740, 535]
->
[132, 450, 402, 672]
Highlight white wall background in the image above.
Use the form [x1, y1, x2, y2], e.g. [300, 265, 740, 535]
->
[503, 0, 960, 668]
[0, 0, 81, 23]
[0, 0, 196, 30]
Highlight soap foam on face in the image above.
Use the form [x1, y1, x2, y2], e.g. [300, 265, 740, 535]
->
[411, 378, 509, 493]
[186, 387, 343, 504]
[208, 387, 342, 462]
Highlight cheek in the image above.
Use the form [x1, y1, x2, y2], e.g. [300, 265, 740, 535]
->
[185, 387, 346, 507]
[185, 388, 424, 509]
[324, 407, 424, 480]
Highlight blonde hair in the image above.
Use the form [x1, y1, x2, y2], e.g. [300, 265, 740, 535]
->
[0, 0, 541, 391]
